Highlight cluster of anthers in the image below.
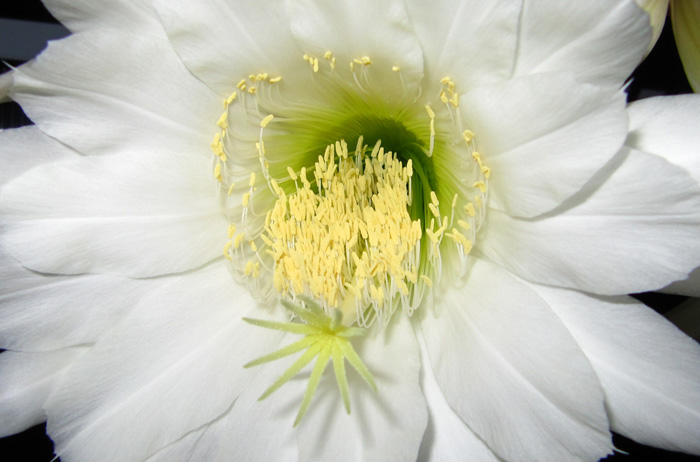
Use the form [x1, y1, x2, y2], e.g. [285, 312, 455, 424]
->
[209, 52, 490, 422]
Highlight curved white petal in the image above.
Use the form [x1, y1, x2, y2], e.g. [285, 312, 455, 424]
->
[45, 263, 285, 462]
[404, 0, 521, 91]
[421, 258, 612, 462]
[0, 150, 226, 278]
[43, 0, 165, 37]
[145, 359, 300, 462]
[634, 0, 670, 55]
[11, 31, 220, 158]
[286, 0, 424, 93]
[480, 149, 700, 295]
[627, 94, 700, 186]
[0, 246, 160, 351]
[0, 348, 85, 438]
[415, 329, 500, 462]
[154, 0, 306, 97]
[533, 285, 700, 454]
[297, 314, 427, 462]
[512, 0, 650, 86]
[0, 126, 79, 190]
[462, 73, 628, 217]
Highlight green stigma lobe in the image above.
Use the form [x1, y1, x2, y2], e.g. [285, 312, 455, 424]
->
[243, 297, 377, 426]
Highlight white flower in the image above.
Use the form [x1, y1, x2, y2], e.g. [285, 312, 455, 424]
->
[1, 1, 700, 461]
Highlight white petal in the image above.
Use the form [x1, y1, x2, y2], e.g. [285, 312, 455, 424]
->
[45, 263, 285, 462]
[662, 266, 700, 298]
[627, 94, 700, 186]
[421, 258, 612, 462]
[154, 0, 306, 97]
[11, 31, 220, 158]
[534, 285, 700, 454]
[0, 348, 85, 438]
[0, 150, 226, 278]
[145, 358, 300, 462]
[0, 126, 79, 190]
[480, 149, 700, 295]
[415, 330, 500, 462]
[286, 0, 424, 92]
[634, 0, 670, 55]
[43, 0, 164, 37]
[512, 0, 650, 86]
[0, 246, 159, 351]
[297, 313, 427, 462]
[462, 73, 628, 217]
[404, 0, 521, 90]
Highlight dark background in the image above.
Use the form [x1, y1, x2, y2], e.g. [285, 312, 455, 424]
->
[0, 1, 697, 461]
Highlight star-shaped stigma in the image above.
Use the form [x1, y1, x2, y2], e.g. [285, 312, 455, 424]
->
[244, 297, 377, 426]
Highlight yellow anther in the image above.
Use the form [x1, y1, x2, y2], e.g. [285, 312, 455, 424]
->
[361, 56, 372, 65]
[236, 79, 247, 89]
[233, 232, 245, 249]
[440, 76, 451, 85]
[250, 240, 258, 252]
[270, 178, 282, 196]
[458, 219, 471, 231]
[392, 65, 401, 72]
[223, 241, 233, 260]
[214, 164, 222, 181]
[440, 91, 449, 104]
[242, 192, 251, 208]
[217, 112, 228, 129]
[313, 58, 319, 73]
[249, 172, 256, 187]
[481, 166, 491, 179]
[260, 114, 275, 128]
[248, 87, 257, 94]
[451, 193, 459, 209]
[260, 234, 273, 247]
[425, 105, 435, 119]
[248, 74, 256, 81]
[450, 93, 459, 107]
[269, 76, 282, 83]
[430, 191, 439, 206]
[211, 132, 221, 150]
[465, 203, 476, 217]
[420, 275, 433, 287]
[323, 51, 333, 60]
[227, 223, 237, 239]
[225, 92, 238, 106]
[429, 203, 440, 218]
[474, 181, 487, 193]
[227, 182, 236, 196]
[430, 118, 435, 137]
[462, 130, 475, 143]
[287, 166, 298, 181]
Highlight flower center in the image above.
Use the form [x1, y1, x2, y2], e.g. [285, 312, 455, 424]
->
[265, 137, 422, 326]
[210, 52, 492, 423]
[212, 53, 490, 327]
